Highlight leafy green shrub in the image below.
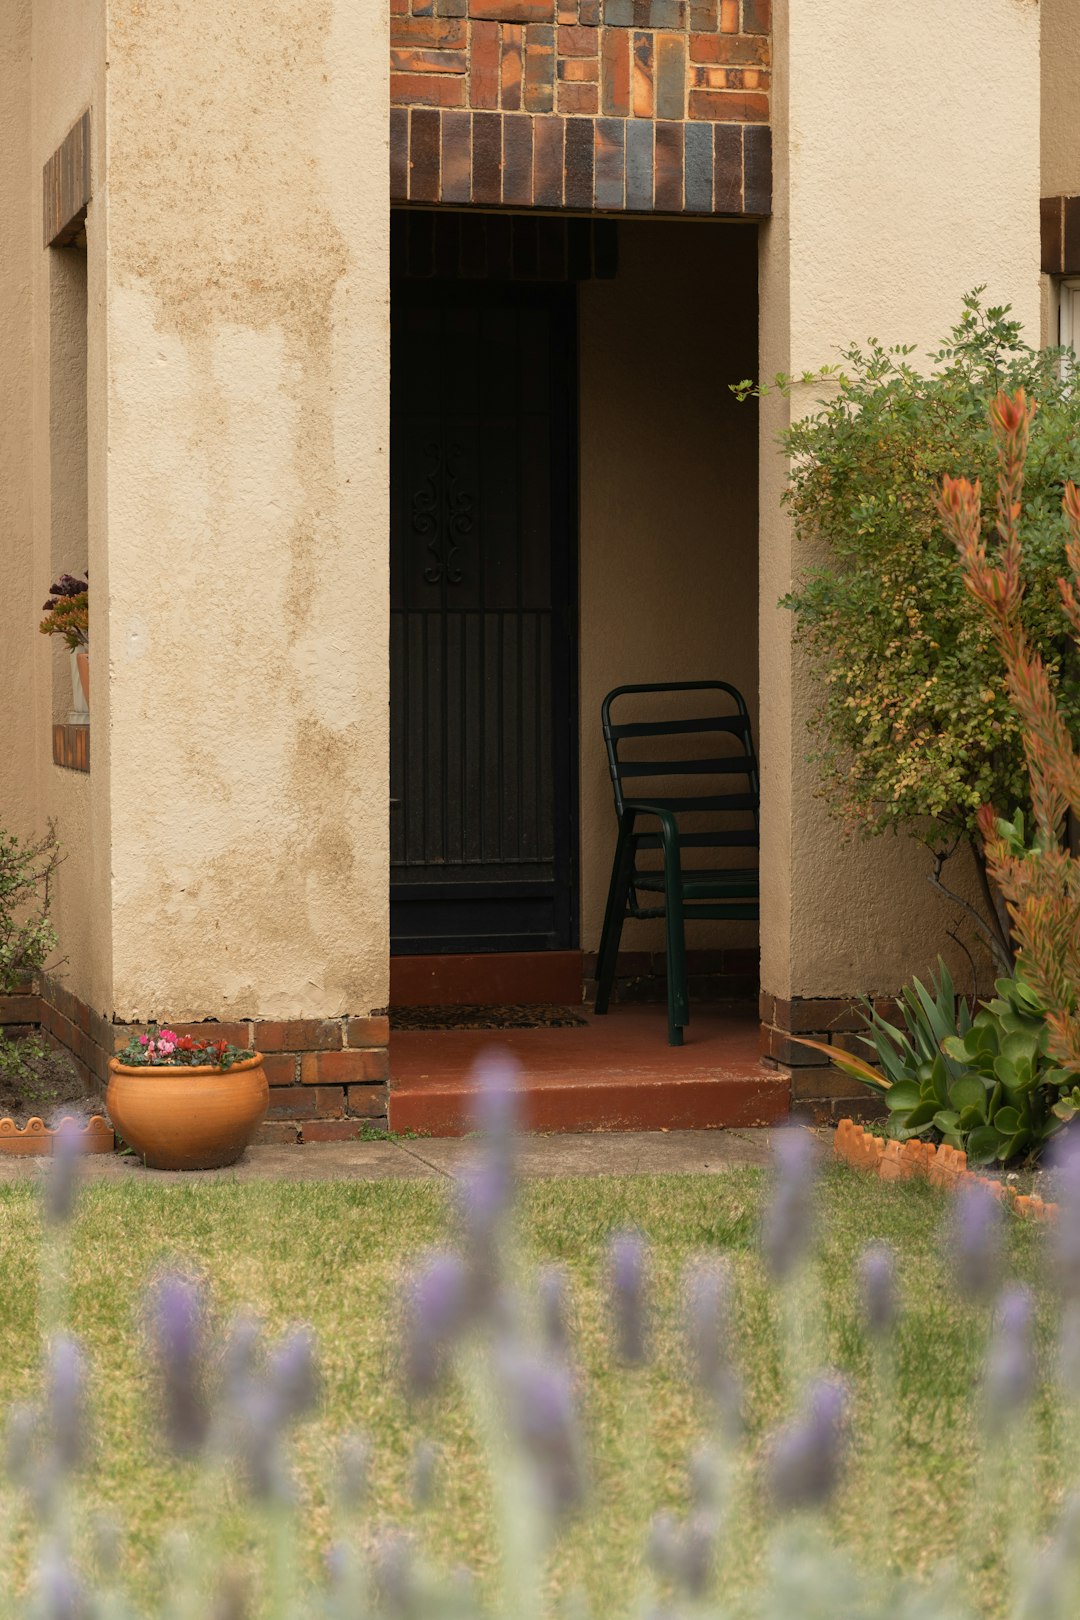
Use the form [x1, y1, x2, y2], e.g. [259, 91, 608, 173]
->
[740, 293, 1080, 971]
[0, 823, 58, 992]
[800, 959, 1069, 1165]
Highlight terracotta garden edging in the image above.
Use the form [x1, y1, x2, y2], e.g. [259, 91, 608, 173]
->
[0, 1114, 114, 1157]
[834, 1118, 1058, 1224]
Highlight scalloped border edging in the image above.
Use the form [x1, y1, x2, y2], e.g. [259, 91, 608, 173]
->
[834, 1118, 1058, 1224]
[0, 1114, 114, 1157]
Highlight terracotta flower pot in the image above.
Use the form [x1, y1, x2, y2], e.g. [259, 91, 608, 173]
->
[106, 1054, 268, 1171]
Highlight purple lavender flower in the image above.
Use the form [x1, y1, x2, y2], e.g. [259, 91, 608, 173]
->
[765, 1377, 848, 1512]
[858, 1244, 899, 1340]
[683, 1258, 742, 1435]
[498, 1346, 585, 1518]
[46, 1336, 87, 1473]
[1053, 1136, 1080, 1297]
[220, 1312, 263, 1403]
[267, 1327, 319, 1422]
[230, 1381, 289, 1504]
[338, 1432, 371, 1510]
[36, 1543, 85, 1620]
[148, 1274, 208, 1454]
[679, 1510, 717, 1599]
[45, 1117, 83, 1227]
[403, 1251, 470, 1397]
[457, 1162, 510, 1310]
[688, 1446, 720, 1510]
[609, 1230, 649, 1366]
[371, 1530, 416, 1617]
[762, 1129, 817, 1281]
[646, 1511, 682, 1580]
[538, 1263, 572, 1357]
[646, 1506, 716, 1598]
[469, 1052, 521, 1145]
[3, 1403, 40, 1488]
[1059, 1300, 1080, 1396]
[985, 1285, 1036, 1434]
[411, 1438, 438, 1508]
[949, 1180, 1002, 1302]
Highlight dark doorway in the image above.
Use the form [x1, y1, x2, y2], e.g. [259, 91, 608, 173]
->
[390, 276, 578, 955]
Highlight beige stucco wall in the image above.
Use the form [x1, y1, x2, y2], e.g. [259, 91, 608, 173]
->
[1042, 0, 1080, 200]
[103, 0, 390, 1021]
[759, 0, 1042, 1001]
[578, 221, 759, 954]
[0, 0, 35, 845]
[18, 0, 109, 1014]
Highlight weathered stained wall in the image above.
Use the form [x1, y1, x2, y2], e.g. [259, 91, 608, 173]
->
[758, 0, 1041, 1005]
[0, 0, 34, 844]
[25, 0, 109, 1017]
[578, 219, 758, 952]
[103, 0, 390, 1021]
[1042, 0, 1080, 201]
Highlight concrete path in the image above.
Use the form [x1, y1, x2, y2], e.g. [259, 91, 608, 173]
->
[0, 1128, 778, 1186]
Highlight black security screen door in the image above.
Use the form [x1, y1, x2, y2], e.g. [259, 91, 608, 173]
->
[390, 279, 578, 954]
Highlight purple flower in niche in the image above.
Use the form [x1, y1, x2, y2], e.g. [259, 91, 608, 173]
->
[765, 1377, 848, 1512]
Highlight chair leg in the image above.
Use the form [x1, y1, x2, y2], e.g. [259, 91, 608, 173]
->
[595, 827, 634, 1015]
[661, 851, 689, 1047]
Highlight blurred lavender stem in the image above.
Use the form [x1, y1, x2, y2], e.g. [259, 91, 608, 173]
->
[859, 1244, 898, 1575]
[460, 1341, 546, 1620]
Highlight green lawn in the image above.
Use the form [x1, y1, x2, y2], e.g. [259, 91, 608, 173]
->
[0, 1163, 1064, 1616]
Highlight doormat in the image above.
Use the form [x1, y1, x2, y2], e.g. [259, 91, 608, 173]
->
[389, 1004, 589, 1031]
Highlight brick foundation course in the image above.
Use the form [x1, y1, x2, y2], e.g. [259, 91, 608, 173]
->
[760, 989, 891, 1126]
[391, 0, 770, 214]
[25, 978, 390, 1143]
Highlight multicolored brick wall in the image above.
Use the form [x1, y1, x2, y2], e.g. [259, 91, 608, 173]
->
[390, 0, 771, 215]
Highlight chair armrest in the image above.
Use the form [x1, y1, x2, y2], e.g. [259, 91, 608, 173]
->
[618, 802, 682, 866]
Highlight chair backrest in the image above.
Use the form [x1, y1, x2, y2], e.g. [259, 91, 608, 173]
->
[600, 681, 759, 851]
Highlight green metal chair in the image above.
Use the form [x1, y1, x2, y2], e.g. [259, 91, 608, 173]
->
[594, 681, 760, 1046]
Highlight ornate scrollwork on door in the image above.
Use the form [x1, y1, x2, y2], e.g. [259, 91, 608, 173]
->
[413, 441, 469, 587]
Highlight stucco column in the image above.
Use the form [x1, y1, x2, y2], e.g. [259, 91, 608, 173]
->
[757, 0, 1041, 1104]
[103, 1, 390, 1026]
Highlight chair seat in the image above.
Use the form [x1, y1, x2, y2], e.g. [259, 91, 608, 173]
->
[633, 868, 759, 900]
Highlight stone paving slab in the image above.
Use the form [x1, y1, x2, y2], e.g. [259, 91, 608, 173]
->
[400, 1128, 777, 1180]
[0, 1129, 777, 1187]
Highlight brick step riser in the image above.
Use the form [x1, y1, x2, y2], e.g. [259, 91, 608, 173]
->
[388, 1075, 788, 1136]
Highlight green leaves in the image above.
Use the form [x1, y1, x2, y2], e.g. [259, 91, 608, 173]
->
[838, 961, 1067, 1167]
[775, 291, 1080, 880]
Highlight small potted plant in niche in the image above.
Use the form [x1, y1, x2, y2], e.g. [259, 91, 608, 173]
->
[39, 573, 89, 723]
[107, 1028, 268, 1170]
